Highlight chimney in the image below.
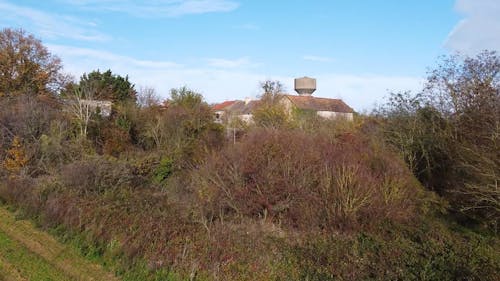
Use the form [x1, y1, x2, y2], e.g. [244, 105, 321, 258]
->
[294, 77, 316, 96]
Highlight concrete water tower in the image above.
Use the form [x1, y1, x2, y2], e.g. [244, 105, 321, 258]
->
[294, 77, 316, 96]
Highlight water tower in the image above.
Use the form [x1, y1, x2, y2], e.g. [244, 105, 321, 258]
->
[294, 77, 316, 96]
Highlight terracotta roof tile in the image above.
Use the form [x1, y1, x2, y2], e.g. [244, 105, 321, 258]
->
[212, 100, 237, 110]
[284, 95, 354, 113]
[225, 100, 261, 114]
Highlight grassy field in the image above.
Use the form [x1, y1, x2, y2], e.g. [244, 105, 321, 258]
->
[0, 206, 119, 281]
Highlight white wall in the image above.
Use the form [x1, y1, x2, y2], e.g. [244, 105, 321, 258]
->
[316, 111, 354, 121]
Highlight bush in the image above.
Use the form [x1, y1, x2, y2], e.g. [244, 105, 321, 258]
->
[282, 220, 500, 281]
[60, 157, 139, 195]
[153, 157, 175, 183]
[140, 87, 223, 166]
[193, 128, 422, 232]
[377, 51, 500, 229]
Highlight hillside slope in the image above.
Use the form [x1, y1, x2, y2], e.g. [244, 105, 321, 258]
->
[0, 206, 119, 281]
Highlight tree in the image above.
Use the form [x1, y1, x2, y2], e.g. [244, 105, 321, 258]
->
[67, 83, 97, 138]
[0, 28, 65, 97]
[253, 80, 289, 128]
[259, 80, 284, 104]
[141, 87, 221, 165]
[137, 86, 160, 108]
[77, 69, 137, 103]
[425, 51, 499, 229]
[169, 86, 204, 109]
[425, 51, 499, 147]
[378, 92, 453, 190]
[379, 51, 500, 230]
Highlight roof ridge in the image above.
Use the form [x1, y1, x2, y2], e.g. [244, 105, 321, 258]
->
[284, 94, 342, 101]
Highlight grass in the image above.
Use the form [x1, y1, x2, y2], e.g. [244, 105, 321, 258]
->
[0, 206, 119, 281]
[0, 229, 65, 281]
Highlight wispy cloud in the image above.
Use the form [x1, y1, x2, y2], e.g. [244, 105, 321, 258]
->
[59, 0, 240, 17]
[48, 44, 266, 102]
[47, 44, 182, 70]
[0, 0, 109, 42]
[303, 55, 334, 63]
[49, 43, 422, 110]
[445, 0, 500, 54]
[206, 57, 257, 68]
[312, 74, 424, 111]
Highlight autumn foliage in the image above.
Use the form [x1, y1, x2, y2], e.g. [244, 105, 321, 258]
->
[0, 28, 66, 97]
[193, 128, 419, 231]
[0, 29, 498, 281]
[2, 136, 28, 175]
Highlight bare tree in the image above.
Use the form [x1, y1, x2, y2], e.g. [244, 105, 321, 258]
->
[137, 86, 160, 108]
[67, 83, 97, 137]
[254, 80, 289, 128]
[259, 80, 285, 105]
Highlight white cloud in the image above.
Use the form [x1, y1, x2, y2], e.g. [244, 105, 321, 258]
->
[0, 0, 109, 42]
[49, 44, 422, 110]
[445, 0, 500, 54]
[59, 0, 240, 17]
[48, 44, 263, 102]
[47, 44, 182, 69]
[311, 74, 424, 112]
[303, 55, 334, 63]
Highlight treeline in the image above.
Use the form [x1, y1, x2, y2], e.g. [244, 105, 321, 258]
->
[376, 51, 499, 231]
[0, 28, 498, 280]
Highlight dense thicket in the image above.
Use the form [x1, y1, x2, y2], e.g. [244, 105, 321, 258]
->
[0, 29, 498, 280]
[193, 128, 419, 231]
[378, 51, 499, 230]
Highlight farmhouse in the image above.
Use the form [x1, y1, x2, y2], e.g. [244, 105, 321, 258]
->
[213, 77, 354, 123]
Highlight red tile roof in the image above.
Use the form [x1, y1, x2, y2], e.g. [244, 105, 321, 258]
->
[226, 100, 262, 114]
[212, 100, 237, 111]
[284, 95, 354, 113]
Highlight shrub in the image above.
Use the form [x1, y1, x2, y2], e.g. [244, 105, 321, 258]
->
[153, 157, 175, 183]
[60, 157, 138, 195]
[140, 87, 223, 166]
[2, 136, 28, 175]
[192, 128, 422, 232]
[377, 52, 500, 230]
[281, 219, 499, 281]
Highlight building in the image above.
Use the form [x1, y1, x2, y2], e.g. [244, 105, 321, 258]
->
[212, 77, 354, 123]
[281, 94, 354, 121]
[213, 100, 237, 124]
[79, 99, 113, 117]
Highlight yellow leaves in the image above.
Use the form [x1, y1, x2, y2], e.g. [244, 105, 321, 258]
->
[0, 28, 62, 97]
[3, 136, 28, 175]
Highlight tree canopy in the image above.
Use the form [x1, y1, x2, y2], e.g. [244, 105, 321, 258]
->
[77, 69, 137, 103]
[379, 51, 499, 229]
[0, 28, 65, 97]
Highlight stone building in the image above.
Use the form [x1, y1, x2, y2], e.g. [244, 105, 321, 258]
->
[212, 77, 354, 123]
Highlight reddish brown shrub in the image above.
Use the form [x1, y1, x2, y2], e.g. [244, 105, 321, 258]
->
[193, 128, 422, 232]
[60, 157, 139, 195]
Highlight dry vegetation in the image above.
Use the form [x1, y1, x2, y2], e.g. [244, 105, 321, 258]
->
[0, 28, 499, 280]
[0, 206, 118, 281]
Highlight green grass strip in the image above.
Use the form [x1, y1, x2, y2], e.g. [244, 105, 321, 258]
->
[0, 229, 67, 281]
[0, 207, 119, 281]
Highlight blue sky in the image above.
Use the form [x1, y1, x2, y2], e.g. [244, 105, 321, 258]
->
[1, 0, 499, 110]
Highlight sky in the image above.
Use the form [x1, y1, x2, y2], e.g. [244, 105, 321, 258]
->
[1, 0, 499, 111]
